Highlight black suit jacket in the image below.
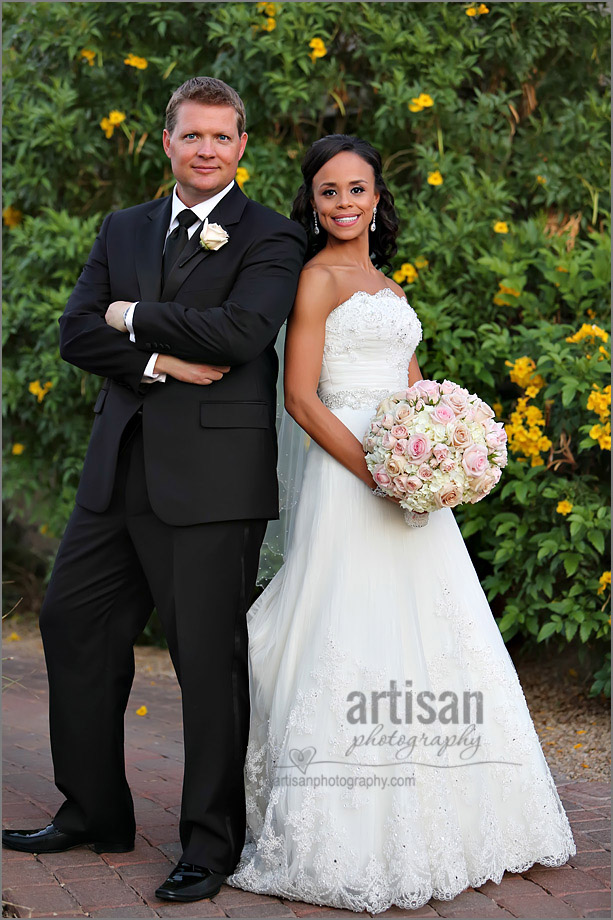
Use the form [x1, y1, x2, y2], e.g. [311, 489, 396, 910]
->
[59, 184, 307, 525]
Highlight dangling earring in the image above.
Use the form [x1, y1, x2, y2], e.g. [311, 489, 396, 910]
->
[313, 209, 320, 235]
[370, 205, 377, 232]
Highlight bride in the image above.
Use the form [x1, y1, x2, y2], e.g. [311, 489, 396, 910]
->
[227, 135, 575, 913]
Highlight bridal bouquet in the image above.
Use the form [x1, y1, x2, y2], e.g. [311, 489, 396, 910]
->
[363, 379, 508, 526]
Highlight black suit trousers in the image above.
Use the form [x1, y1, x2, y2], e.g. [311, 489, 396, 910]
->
[39, 415, 267, 872]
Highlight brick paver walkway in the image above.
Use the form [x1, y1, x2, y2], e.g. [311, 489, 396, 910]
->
[2, 649, 610, 919]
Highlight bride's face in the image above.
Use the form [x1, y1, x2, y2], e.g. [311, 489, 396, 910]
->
[311, 151, 379, 242]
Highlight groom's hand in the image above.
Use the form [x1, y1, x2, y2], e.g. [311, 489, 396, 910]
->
[154, 354, 230, 385]
[105, 300, 132, 331]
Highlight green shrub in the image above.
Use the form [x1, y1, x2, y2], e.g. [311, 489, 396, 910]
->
[3, 2, 610, 689]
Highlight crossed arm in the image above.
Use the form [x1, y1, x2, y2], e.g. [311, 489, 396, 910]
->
[59, 213, 306, 393]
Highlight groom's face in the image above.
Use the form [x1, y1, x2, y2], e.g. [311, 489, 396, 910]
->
[163, 101, 248, 207]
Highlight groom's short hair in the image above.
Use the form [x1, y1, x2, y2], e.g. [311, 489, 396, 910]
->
[165, 76, 246, 137]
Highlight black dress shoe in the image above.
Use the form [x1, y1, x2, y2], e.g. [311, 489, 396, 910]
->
[155, 861, 227, 902]
[2, 823, 134, 854]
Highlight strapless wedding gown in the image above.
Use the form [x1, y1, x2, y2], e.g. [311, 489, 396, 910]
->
[227, 289, 575, 913]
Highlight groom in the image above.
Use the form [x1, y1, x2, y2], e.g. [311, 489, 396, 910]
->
[2, 77, 306, 902]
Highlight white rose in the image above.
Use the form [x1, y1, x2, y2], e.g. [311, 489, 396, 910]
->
[200, 219, 229, 251]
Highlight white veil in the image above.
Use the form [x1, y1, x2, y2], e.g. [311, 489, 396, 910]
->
[256, 321, 310, 585]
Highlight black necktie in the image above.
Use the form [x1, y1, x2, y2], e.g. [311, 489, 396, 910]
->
[162, 209, 198, 284]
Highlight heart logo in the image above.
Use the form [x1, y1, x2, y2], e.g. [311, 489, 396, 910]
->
[289, 746, 316, 774]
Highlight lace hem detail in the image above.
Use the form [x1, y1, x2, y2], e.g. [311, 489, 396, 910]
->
[228, 845, 575, 914]
[319, 387, 393, 410]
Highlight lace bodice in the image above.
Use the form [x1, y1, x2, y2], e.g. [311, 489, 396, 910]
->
[318, 288, 423, 410]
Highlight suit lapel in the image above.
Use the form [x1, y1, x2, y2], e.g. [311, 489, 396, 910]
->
[136, 197, 172, 302]
[161, 184, 249, 302]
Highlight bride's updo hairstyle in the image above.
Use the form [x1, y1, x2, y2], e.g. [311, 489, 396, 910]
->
[291, 134, 399, 269]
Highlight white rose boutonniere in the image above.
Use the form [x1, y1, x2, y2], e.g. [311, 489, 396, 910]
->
[200, 219, 229, 251]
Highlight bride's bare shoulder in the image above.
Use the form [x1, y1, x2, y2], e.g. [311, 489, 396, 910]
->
[293, 262, 339, 318]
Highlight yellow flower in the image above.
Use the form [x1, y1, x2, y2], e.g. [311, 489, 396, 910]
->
[573, 743, 583, 749]
[108, 110, 126, 125]
[493, 221, 509, 233]
[530, 455, 545, 467]
[525, 386, 539, 399]
[555, 265, 569, 273]
[598, 571, 611, 594]
[493, 294, 512, 306]
[80, 48, 95, 66]
[536, 175, 547, 184]
[505, 356, 545, 392]
[466, 6, 477, 15]
[393, 270, 405, 284]
[136, 705, 148, 716]
[257, 1, 276, 12]
[11, 443, 25, 455]
[478, 4, 490, 13]
[566, 323, 609, 345]
[598, 346, 609, 361]
[499, 284, 521, 297]
[29, 380, 53, 403]
[309, 38, 327, 60]
[587, 308, 596, 319]
[3, 205, 23, 228]
[124, 53, 148, 70]
[7, 632, 20, 642]
[427, 170, 443, 186]
[263, 17, 277, 31]
[235, 166, 250, 189]
[586, 384, 611, 423]
[401, 263, 418, 283]
[492, 401, 503, 416]
[556, 500, 573, 515]
[414, 256, 429, 269]
[100, 117, 114, 139]
[409, 93, 434, 112]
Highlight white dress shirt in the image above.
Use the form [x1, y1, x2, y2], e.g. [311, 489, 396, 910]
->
[126, 180, 235, 383]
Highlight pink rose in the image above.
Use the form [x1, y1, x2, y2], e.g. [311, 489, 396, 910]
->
[371, 421, 382, 435]
[373, 466, 392, 489]
[405, 476, 423, 493]
[485, 423, 507, 450]
[443, 389, 469, 415]
[472, 399, 495, 424]
[449, 421, 471, 448]
[395, 403, 414, 423]
[434, 482, 464, 508]
[431, 402, 456, 425]
[406, 433, 432, 462]
[363, 436, 376, 452]
[394, 474, 411, 493]
[433, 442, 449, 461]
[393, 439, 408, 456]
[462, 443, 489, 478]
[381, 432, 398, 450]
[491, 449, 507, 468]
[440, 379, 457, 395]
[417, 463, 434, 481]
[414, 398, 425, 411]
[391, 424, 409, 439]
[385, 456, 405, 476]
[440, 458, 456, 473]
[470, 467, 500, 496]
[415, 379, 440, 402]
[405, 384, 420, 401]
[381, 413, 394, 430]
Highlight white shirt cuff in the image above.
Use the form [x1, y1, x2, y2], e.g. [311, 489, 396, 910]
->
[142, 353, 166, 384]
[125, 302, 137, 343]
